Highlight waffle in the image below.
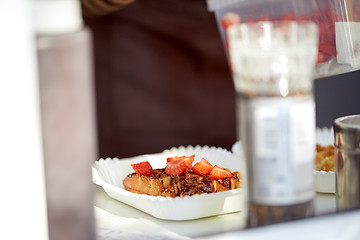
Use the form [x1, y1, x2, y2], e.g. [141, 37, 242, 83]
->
[123, 168, 241, 197]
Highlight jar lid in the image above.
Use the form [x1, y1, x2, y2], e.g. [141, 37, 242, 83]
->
[334, 115, 360, 151]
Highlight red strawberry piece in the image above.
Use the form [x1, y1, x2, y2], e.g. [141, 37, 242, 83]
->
[167, 155, 186, 162]
[131, 161, 153, 176]
[165, 155, 194, 176]
[221, 12, 240, 30]
[193, 158, 214, 176]
[209, 165, 233, 180]
[167, 155, 195, 169]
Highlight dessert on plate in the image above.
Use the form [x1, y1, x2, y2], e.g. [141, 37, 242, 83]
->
[315, 144, 335, 172]
[123, 155, 241, 197]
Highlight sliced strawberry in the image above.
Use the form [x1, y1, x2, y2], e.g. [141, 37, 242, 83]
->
[167, 155, 187, 162]
[167, 155, 195, 169]
[131, 161, 153, 176]
[165, 155, 194, 176]
[221, 12, 240, 30]
[209, 165, 233, 180]
[193, 158, 214, 176]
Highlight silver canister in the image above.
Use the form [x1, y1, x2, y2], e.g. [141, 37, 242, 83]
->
[334, 114, 360, 212]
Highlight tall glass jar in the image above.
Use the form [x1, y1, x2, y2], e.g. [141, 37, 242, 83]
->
[228, 21, 319, 227]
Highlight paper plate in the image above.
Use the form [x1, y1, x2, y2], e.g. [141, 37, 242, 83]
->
[92, 145, 244, 221]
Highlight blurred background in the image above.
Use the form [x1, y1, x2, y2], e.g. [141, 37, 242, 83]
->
[84, 0, 236, 158]
[84, 0, 360, 159]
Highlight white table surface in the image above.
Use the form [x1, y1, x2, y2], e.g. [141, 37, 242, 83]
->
[94, 183, 336, 239]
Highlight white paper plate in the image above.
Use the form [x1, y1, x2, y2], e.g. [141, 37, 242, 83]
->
[313, 170, 335, 193]
[231, 127, 335, 194]
[92, 145, 244, 221]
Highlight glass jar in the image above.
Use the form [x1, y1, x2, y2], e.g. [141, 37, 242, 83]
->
[228, 21, 319, 227]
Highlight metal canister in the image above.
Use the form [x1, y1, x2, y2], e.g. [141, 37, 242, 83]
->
[334, 114, 360, 212]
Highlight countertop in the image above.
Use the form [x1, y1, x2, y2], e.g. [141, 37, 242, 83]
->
[94, 183, 336, 239]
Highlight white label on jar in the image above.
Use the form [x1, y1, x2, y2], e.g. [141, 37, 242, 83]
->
[251, 96, 315, 205]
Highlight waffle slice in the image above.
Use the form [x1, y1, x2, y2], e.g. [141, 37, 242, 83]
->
[123, 168, 241, 197]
